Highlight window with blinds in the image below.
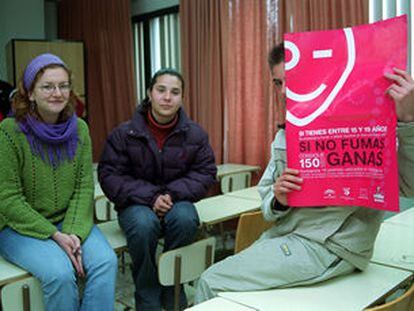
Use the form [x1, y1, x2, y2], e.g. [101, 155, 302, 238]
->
[132, 7, 181, 103]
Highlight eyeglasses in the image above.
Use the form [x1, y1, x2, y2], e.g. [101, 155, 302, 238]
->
[38, 83, 72, 95]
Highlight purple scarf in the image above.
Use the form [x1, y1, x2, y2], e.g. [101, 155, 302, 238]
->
[18, 115, 78, 166]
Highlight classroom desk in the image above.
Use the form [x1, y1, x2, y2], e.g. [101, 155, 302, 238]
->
[195, 195, 261, 226]
[186, 297, 254, 310]
[218, 263, 413, 311]
[224, 186, 261, 203]
[384, 206, 414, 227]
[95, 182, 103, 196]
[94, 183, 117, 221]
[92, 162, 98, 184]
[94, 183, 262, 226]
[97, 221, 127, 252]
[216, 163, 261, 179]
[0, 257, 30, 287]
[371, 222, 414, 272]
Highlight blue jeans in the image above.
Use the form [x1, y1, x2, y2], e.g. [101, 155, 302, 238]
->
[118, 201, 199, 311]
[0, 224, 118, 311]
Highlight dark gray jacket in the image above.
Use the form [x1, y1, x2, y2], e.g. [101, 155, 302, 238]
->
[98, 106, 217, 210]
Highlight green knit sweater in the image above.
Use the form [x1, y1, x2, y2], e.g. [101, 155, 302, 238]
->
[0, 117, 94, 241]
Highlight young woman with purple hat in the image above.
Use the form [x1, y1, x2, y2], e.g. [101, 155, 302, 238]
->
[0, 53, 117, 310]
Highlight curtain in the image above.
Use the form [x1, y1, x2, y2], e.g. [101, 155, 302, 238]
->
[58, 0, 136, 161]
[181, 0, 368, 171]
[180, 0, 227, 163]
[225, 0, 277, 169]
[279, 0, 368, 32]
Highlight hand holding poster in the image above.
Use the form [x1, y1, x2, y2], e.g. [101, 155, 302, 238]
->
[285, 16, 407, 211]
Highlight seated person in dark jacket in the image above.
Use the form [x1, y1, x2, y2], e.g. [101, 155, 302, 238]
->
[98, 68, 217, 311]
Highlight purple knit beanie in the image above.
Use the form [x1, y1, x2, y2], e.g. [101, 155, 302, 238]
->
[23, 53, 67, 91]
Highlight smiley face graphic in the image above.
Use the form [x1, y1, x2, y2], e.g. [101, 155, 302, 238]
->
[285, 28, 356, 127]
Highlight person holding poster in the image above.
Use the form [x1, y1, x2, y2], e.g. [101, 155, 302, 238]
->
[195, 38, 414, 302]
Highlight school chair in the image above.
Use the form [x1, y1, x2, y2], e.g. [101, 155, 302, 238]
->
[1, 277, 43, 311]
[234, 211, 273, 253]
[158, 237, 216, 311]
[216, 172, 253, 252]
[220, 172, 252, 194]
[94, 189, 117, 222]
[364, 283, 414, 311]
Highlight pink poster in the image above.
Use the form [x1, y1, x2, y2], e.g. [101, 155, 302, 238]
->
[285, 16, 407, 211]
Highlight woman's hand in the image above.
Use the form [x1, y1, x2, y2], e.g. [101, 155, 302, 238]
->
[273, 168, 303, 206]
[385, 68, 414, 122]
[52, 231, 85, 277]
[69, 234, 85, 277]
[152, 194, 173, 219]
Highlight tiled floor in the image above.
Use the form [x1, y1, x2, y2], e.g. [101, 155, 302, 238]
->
[113, 256, 204, 311]
[114, 263, 198, 311]
[115, 254, 135, 310]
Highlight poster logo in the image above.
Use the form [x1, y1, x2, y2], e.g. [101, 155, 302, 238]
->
[285, 29, 356, 127]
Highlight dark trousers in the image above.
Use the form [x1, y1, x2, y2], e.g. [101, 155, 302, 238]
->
[118, 201, 199, 311]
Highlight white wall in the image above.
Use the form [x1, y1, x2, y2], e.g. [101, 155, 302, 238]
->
[0, 0, 45, 82]
[0, 0, 177, 81]
[44, 1, 58, 40]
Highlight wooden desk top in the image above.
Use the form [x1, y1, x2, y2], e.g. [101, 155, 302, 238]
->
[371, 222, 414, 272]
[97, 221, 127, 252]
[0, 257, 30, 286]
[195, 195, 261, 225]
[217, 163, 261, 179]
[384, 207, 414, 227]
[224, 186, 261, 202]
[186, 297, 254, 310]
[218, 263, 413, 311]
[95, 183, 104, 197]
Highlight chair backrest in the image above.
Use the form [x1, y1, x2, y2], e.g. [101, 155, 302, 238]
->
[94, 195, 117, 222]
[92, 162, 98, 184]
[364, 283, 414, 311]
[234, 211, 273, 253]
[158, 237, 216, 311]
[158, 237, 215, 286]
[1, 277, 44, 311]
[220, 172, 252, 194]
